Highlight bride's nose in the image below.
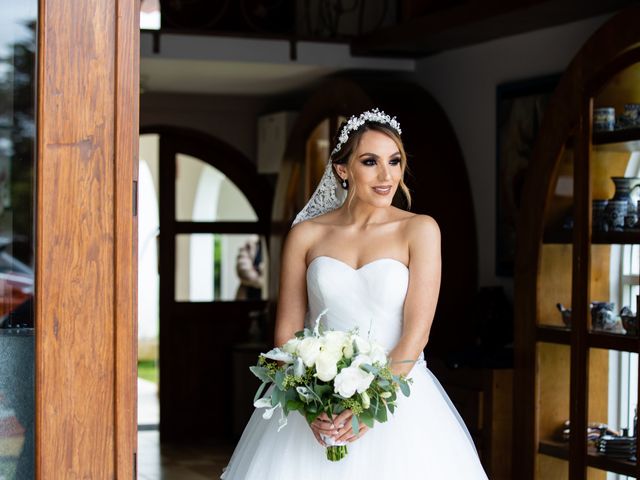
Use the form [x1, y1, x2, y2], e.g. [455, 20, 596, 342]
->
[378, 163, 391, 181]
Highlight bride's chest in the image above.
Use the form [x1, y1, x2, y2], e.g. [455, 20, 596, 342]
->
[306, 256, 408, 311]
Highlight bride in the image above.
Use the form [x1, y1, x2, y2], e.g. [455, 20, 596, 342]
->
[221, 109, 489, 479]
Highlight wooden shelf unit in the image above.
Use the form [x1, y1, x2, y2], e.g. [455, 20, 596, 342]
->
[537, 326, 640, 352]
[593, 127, 640, 151]
[543, 230, 640, 245]
[539, 439, 637, 477]
[514, 10, 640, 480]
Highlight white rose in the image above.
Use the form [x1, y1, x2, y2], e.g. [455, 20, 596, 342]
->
[369, 343, 388, 365]
[298, 337, 322, 367]
[353, 335, 372, 354]
[351, 354, 372, 369]
[315, 350, 340, 382]
[334, 366, 375, 398]
[342, 341, 354, 359]
[322, 330, 349, 353]
[282, 338, 300, 355]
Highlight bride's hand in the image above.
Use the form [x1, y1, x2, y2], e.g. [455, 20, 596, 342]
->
[309, 412, 336, 446]
[332, 409, 369, 443]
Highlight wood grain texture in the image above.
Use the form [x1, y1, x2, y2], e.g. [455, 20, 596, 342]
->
[37, 0, 138, 477]
[114, 0, 139, 478]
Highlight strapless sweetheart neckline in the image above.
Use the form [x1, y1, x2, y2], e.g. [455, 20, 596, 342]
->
[307, 255, 408, 272]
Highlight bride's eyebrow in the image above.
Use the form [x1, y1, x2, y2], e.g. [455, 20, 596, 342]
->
[358, 151, 401, 158]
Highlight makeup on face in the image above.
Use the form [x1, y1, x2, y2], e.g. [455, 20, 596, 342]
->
[347, 131, 402, 203]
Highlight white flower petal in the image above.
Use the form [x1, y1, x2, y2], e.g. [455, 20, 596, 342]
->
[253, 397, 272, 409]
[262, 404, 278, 420]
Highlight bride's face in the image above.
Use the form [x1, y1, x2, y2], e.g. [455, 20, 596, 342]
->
[337, 129, 402, 208]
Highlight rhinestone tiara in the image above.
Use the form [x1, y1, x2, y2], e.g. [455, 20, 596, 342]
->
[331, 108, 402, 157]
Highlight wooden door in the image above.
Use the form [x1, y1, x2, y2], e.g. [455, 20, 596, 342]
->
[37, 0, 139, 477]
[149, 127, 272, 442]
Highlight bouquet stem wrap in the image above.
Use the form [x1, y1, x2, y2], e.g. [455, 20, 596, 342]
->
[320, 433, 349, 462]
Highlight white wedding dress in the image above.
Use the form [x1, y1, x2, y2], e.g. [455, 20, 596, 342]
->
[221, 256, 489, 479]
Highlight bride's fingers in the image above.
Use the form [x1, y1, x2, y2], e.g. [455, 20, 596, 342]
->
[347, 424, 369, 442]
[310, 420, 336, 434]
[316, 412, 331, 422]
[331, 409, 352, 428]
[335, 422, 368, 442]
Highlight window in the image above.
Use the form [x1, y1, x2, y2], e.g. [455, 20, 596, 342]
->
[608, 152, 640, 480]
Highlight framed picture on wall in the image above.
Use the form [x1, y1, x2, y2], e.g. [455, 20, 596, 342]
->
[496, 74, 560, 277]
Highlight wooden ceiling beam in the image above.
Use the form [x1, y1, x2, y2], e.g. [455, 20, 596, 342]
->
[351, 0, 636, 58]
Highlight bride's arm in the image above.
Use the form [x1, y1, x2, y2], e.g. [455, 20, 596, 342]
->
[274, 222, 336, 445]
[389, 215, 441, 376]
[273, 222, 313, 348]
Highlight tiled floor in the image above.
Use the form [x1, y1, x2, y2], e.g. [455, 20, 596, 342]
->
[137, 430, 233, 480]
[137, 378, 232, 479]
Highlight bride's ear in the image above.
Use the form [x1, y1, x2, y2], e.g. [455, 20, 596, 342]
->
[333, 163, 348, 181]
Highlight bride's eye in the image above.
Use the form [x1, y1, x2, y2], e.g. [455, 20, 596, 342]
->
[361, 158, 376, 166]
[389, 158, 401, 166]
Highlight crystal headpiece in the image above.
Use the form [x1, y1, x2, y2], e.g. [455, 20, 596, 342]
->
[331, 108, 402, 157]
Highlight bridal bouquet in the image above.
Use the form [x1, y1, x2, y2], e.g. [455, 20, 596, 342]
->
[250, 310, 412, 461]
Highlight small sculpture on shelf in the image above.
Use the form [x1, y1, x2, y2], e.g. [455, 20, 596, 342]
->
[593, 177, 640, 233]
[591, 301, 623, 333]
[594, 107, 616, 131]
[617, 103, 640, 129]
[556, 303, 572, 327]
[592, 199, 609, 232]
[620, 306, 638, 336]
[597, 426, 637, 461]
[556, 419, 618, 443]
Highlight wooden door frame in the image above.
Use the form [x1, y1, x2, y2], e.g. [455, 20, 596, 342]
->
[37, 0, 139, 477]
[140, 125, 272, 441]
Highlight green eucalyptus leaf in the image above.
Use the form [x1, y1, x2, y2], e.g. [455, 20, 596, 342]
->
[375, 405, 388, 423]
[271, 388, 283, 407]
[399, 380, 411, 397]
[360, 411, 374, 428]
[351, 414, 360, 435]
[249, 366, 272, 383]
[253, 382, 268, 403]
[314, 383, 332, 399]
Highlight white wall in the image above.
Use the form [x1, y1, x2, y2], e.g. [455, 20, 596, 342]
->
[414, 13, 615, 294]
[140, 92, 271, 163]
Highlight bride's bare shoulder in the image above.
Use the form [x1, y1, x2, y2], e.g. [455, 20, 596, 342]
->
[286, 216, 331, 252]
[403, 213, 440, 242]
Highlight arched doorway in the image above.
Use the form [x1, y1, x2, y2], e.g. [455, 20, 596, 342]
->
[139, 126, 272, 442]
[271, 77, 479, 358]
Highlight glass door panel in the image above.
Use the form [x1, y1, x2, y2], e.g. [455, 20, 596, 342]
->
[0, 2, 37, 478]
[175, 153, 257, 222]
[175, 233, 268, 301]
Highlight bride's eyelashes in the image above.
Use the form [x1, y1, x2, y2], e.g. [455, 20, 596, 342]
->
[359, 156, 402, 167]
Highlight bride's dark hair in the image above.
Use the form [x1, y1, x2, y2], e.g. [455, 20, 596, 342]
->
[330, 121, 412, 210]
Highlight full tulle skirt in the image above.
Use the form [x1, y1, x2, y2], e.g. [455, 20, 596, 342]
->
[220, 363, 489, 479]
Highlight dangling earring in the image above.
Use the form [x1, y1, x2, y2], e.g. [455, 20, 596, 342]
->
[341, 178, 348, 189]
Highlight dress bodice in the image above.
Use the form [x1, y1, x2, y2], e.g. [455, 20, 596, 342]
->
[306, 256, 409, 352]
